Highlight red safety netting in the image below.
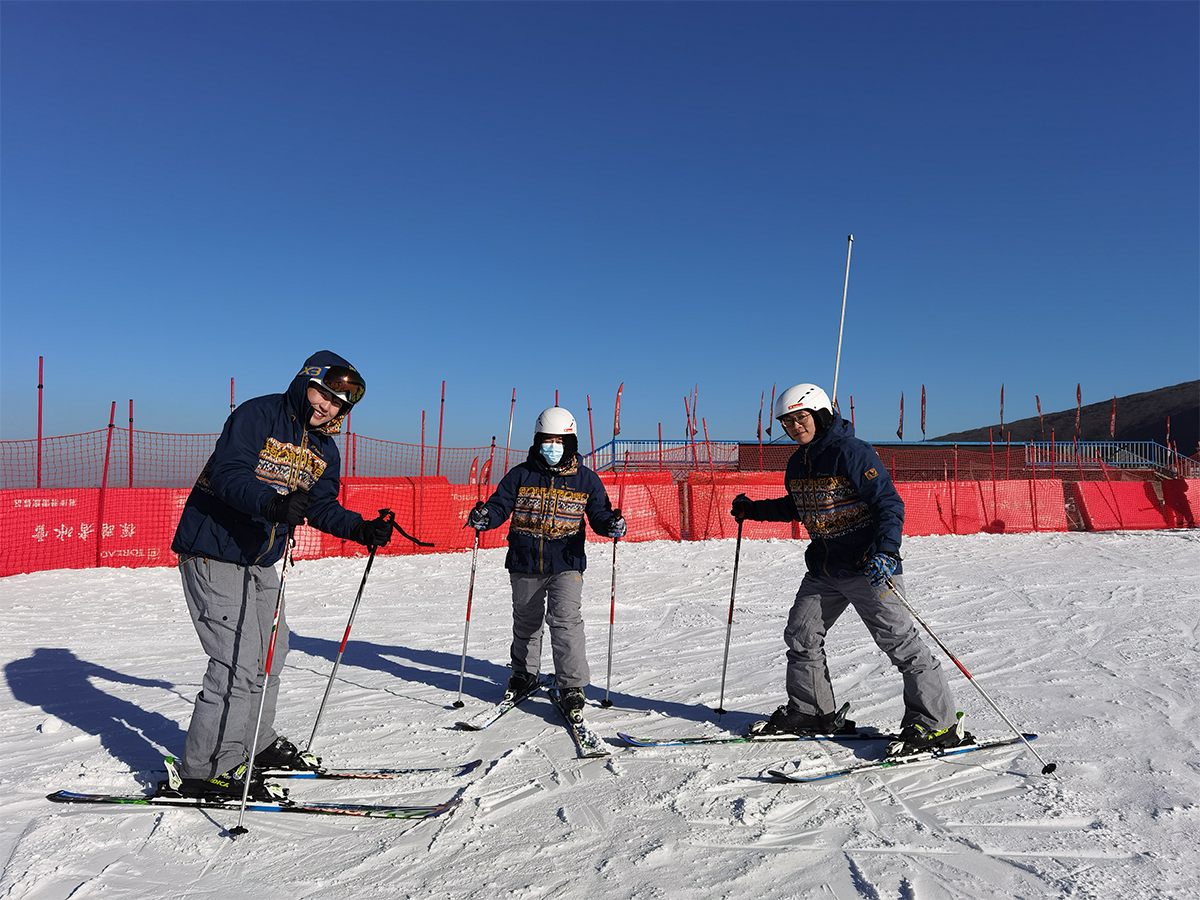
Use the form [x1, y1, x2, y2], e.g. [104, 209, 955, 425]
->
[684, 472, 806, 542]
[1161, 479, 1200, 528]
[898, 480, 1068, 535]
[1070, 482, 1173, 531]
[2, 429, 1193, 576]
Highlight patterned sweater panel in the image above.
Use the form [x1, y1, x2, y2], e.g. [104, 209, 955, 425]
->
[509, 485, 591, 540]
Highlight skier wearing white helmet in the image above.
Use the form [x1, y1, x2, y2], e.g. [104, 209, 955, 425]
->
[731, 383, 968, 756]
[467, 407, 626, 721]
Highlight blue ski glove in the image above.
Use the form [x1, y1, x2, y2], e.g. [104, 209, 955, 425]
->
[861, 551, 900, 587]
[608, 511, 627, 539]
[467, 503, 490, 531]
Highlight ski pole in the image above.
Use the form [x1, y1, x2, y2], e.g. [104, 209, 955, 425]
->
[305, 509, 395, 755]
[452, 440, 494, 709]
[231, 531, 295, 836]
[600, 533, 619, 708]
[884, 576, 1057, 775]
[601, 453, 630, 708]
[452, 529, 480, 709]
[714, 517, 744, 716]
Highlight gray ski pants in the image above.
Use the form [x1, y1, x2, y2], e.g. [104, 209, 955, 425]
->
[509, 571, 589, 688]
[178, 556, 287, 779]
[784, 571, 956, 731]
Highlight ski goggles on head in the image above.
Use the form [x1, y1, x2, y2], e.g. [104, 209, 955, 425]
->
[301, 364, 366, 404]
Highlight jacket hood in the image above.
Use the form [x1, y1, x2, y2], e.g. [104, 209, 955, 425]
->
[289, 350, 357, 436]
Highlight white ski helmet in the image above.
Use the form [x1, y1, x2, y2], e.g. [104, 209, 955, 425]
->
[534, 406, 577, 436]
[774, 383, 833, 421]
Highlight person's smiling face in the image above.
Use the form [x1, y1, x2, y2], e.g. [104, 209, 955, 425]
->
[307, 384, 345, 427]
[780, 410, 818, 444]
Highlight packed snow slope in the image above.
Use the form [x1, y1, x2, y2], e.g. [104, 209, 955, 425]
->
[1, 531, 1197, 900]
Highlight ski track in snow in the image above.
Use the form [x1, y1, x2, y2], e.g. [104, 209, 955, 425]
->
[1, 532, 1198, 899]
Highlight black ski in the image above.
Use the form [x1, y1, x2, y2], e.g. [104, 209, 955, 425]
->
[617, 730, 878, 747]
[249, 759, 483, 780]
[47, 790, 459, 820]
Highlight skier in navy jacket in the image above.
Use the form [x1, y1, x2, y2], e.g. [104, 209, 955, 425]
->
[168, 351, 393, 799]
[467, 407, 625, 721]
[732, 383, 968, 756]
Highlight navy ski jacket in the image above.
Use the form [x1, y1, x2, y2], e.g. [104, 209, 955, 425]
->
[172, 351, 364, 567]
[480, 449, 620, 575]
[742, 416, 904, 578]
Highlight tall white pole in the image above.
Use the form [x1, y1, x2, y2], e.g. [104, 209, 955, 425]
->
[831, 234, 854, 409]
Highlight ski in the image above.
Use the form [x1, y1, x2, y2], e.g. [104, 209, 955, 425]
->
[548, 688, 609, 759]
[767, 733, 1039, 783]
[253, 759, 484, 780]
[618, 702, 876, 746]
[455, 679, 546, 731]
[46, 789, 459, 820]
[617, 730, 879, 747]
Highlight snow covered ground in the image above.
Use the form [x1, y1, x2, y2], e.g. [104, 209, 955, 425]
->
[1, 531, 1197, 900]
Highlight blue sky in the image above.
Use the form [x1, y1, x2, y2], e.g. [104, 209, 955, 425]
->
[2, 2, 1196, 449]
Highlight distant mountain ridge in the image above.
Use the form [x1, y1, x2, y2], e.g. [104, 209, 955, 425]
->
[929, 381, 1199, 454]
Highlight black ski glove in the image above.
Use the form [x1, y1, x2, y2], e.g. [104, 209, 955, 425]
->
[467, 502, 490, 531]
[730, 493, 754, 522]
[351, 514, 394, 548]
[263, 490, 311, 526]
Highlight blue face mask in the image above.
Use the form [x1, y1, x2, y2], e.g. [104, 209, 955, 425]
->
[540, 442, 564, 466]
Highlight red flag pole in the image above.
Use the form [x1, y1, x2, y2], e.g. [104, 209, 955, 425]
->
[230, 377, 235, 414]
[658, 423, 663, 471]
[613, 383, 624, 438]
[98, 402, 116, 567]
[128, 400, 134, 487]
[896, 392, 904, 441]
[757, 391, 764, 472]
[36, 357, 44, 489]
[1080, 381, 1089, 439]
[586, 394, 595, 462]
[504, 388, 516, 475]
[420, 411, 426, 479]
[435, 381, 445, 477]
[920, 385, 926, 441]
[766, 383, 776, 439]
[1109, 396, 1116, 439]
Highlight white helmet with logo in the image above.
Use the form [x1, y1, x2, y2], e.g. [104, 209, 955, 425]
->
[534, 407, 577, 436]
[774, 383, 833, 421]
